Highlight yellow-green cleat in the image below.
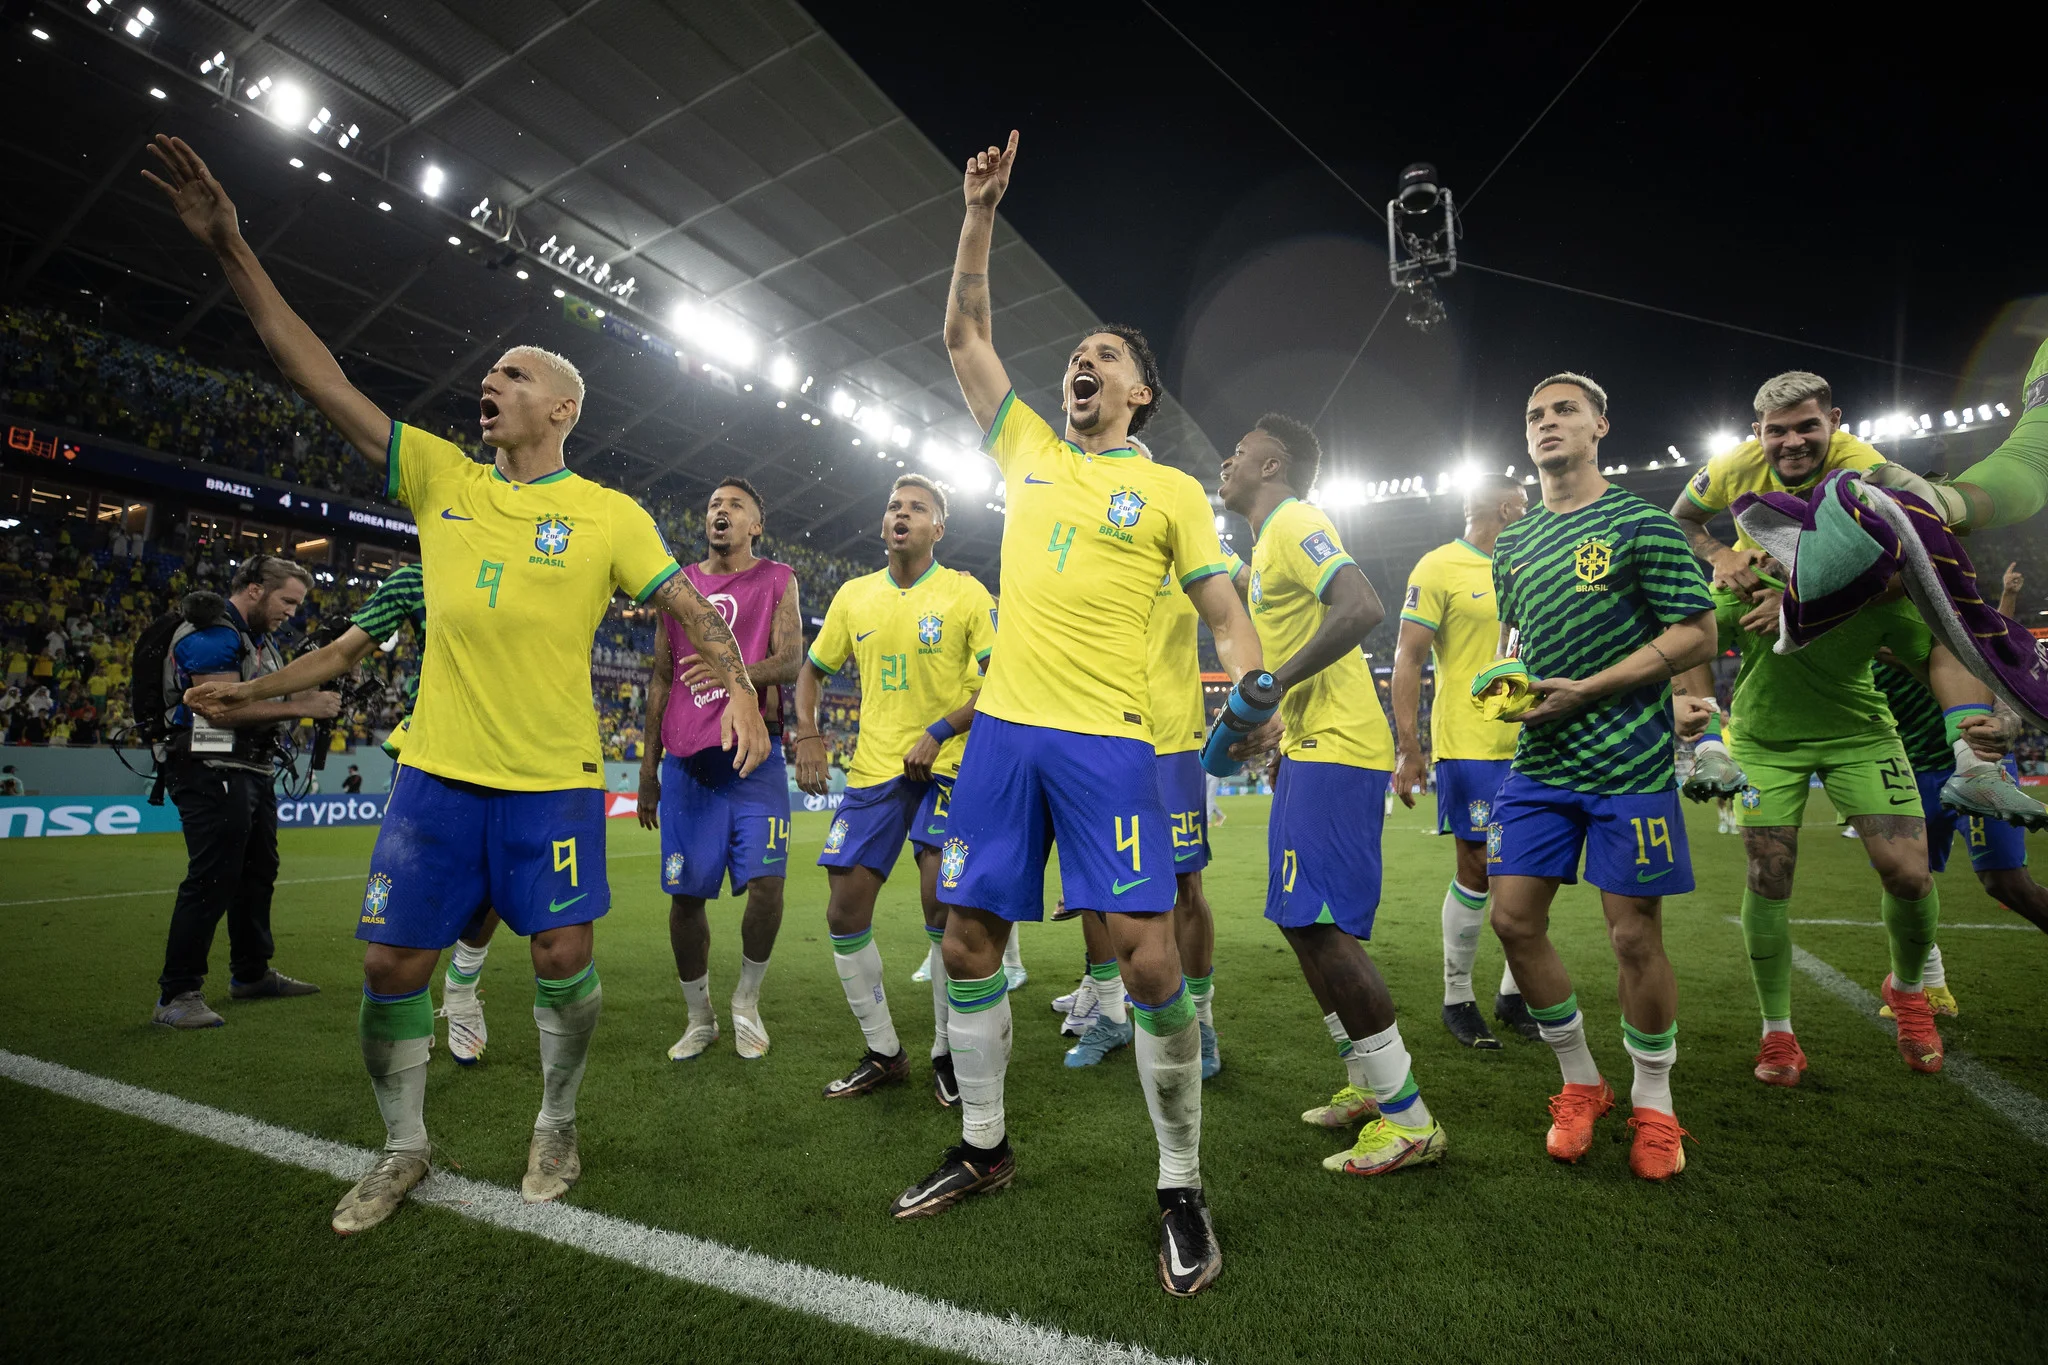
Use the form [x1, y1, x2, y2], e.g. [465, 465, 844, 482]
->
[1323, 1117, 1447, 1176]
[1301, 1084, 1379, 1128]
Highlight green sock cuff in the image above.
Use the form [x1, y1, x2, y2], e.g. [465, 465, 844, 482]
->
[1386, 1073, 1421, 1106]
[534, 962, 599, 1010]
[1448, 881, 1488, 911]
[445, 964, 480, 986]
[359, 987, 433, 1042]
[923, 925, 946, 944]
[1131, 987, 1196, 1036]
[1621, 1019, 1677, 1051]
[1088, 959, 1121, 982]
[1183, 973, 1214, 997]
[1702, 712, 1724, 739]
[1526, 993, 1579, 1024]
[946, 969, 1007, 1013]
[1943, 704, 1993, 746]
[830, 928, 875, 955]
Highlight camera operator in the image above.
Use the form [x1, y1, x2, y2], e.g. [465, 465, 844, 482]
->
[153, 554, 338, 1030]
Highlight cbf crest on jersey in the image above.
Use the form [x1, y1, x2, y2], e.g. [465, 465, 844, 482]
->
[1106, 488, 1146, 529]
[939, 837, 969, 889]
[1468, 799, 1491, 830]
[664, 852, 686, 886]
[1249, 570, 1265, 609]
[823, 818, 849, 854]
[361, 872, 393, 924]
[1485, 822, 1503, 861]
[917, 613, 944, 648]
[1573, 537, 1612, 591]
[535, 515, 574, 557]
[1739, 786, 1762, 810]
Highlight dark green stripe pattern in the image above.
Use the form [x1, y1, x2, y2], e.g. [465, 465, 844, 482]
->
[350, 561, 427, 707]
[1872, 661, 1949, 771]
[1492, 487, 1712, 794]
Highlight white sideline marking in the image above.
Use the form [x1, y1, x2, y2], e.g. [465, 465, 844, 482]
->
[0, 1050, 1194, 1365]
[1787, 947, 2048, 1148]
[1720, 916, 2032, 931]
[2, 851, 657, 908]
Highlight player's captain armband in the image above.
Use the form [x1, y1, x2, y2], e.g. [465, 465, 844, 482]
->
[1300, 530, 1341, 565]
[1471, 659, 1536, 722]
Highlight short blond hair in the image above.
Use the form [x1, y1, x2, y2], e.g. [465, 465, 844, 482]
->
[504, 346, 586, 432]
[892, 473, 948, 522]
[1753, 370, 1831, 419]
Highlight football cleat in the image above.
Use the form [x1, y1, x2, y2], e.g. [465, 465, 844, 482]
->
[890, 1140, 1014, 1219]
[331, 1149, 429, 1235]
[1004, 964, 1029, 993]
[1881, 977, 1945, 1073]
[437, 982, 487, 1065]
[910, 954, 932, 984]
[1156, 1187, 1222, 1298]
[1545, 1079, 1615, 1162]
[1063, 1015, 1132, 1068]
[1493, 992, 1543, 1041]
[822, 1048, 909, 1099]
[1626, 1110, 1689, 1181]
[1882, 986, 1959, 1018]
[667, 1017, 720, 1061]
[1199, 1021, 1221, 1080]
[931, 1052, 960, 1108]
[229, 968, 320, 999]
[1301, 1084, 1379, 1128]
[1323, 1116, 1447, 1176]
[1060, 980, 1104, 1037]
[152, 991, 223, 1029]
[1442, 1000, 1502, 1049]
[731, 1005, 770, 1059]
[1752, 1031, 1806, 1087]
[1939, 764, 2048, 831]
[1681, 747, 1748, 802]
[522, 1127, 580, 1204]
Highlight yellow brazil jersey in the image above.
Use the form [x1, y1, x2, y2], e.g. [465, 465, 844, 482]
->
[977, 393, 1230, 740]
[1400, 539, 1516, 761]
[385, 423, 680, 791]
[1249, 498, 1393, 769]
[1684, 429, 1885, 551]
[1146, 573, 1205, 756]
[808, 562, 995, 787]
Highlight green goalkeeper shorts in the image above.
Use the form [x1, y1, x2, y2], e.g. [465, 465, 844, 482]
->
[1732, 735, 1923, 827]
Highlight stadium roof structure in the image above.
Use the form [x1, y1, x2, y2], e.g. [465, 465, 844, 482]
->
[4, 0, 1219, 569]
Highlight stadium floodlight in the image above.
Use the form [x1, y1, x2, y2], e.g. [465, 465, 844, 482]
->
[515, 269, 529, 280]
[446, 236, 461, 246]
[1214, 514, 1227, 531]
[1616, 463, 1628, 473]
[828, 389, 857, 418]
[769, 356, 797, 389]
[125, 18, 146, 37]
[150, 87, 166, 99]
[316, 171, 331, 182]
[1919, 414, 1933, 429]
[552, 288, 566, 298]
[137, 7, 154, 23]
[421, 164, 445, 197]
[1857, 419, 1872, 438]
[669, 302, 756, 367]
[776, 400, 787, 409]
[1997, 402, 2011, 417]
[199, 49, 226, 73]
[288, 158, 303, 169]
[268, 81, 308, 128]
[891, 425, 912, 448]
[859, 407, 892, 440]
[1980, 404, 1996, 421]
[376, 200, 391, 211]
[1943, 410, 1958, 427]
[31, 28, 48, 40]
[1707, 431, 1740, 455]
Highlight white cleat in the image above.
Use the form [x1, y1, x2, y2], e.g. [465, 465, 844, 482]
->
[522, 1126, 580, 1204]
[437, 982, 487, 1065]
[667, 1017, 720, 1061]
[1061, 978, 1102, 1037]
[732, 1005, 770, 1059]
[910, 950, 932, 984]
[331, 1149, 429, 1235]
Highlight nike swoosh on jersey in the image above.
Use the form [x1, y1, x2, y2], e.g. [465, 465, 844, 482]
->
[1471, 591, 1489, 598]
[1113, 876, 1150, 895]
[856, 630, 876, 642]
[440, 509, 474, 521]
[1634, 867, 1673, 883]
[1166, 1225, 1202, 1278]
[1889, 795, 1916, 805]
[762, 855, 784, 864]
[1023, 474, 1053, 485]
[548, 892, 588, 914]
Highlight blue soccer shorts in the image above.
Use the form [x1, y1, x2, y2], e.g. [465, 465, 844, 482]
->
[1435, 757, 1510, 840]
[818, 774, 953, 879]
[939, 714, 1175, 920]
[1919, 764, 2029, 874]
[1157, 750, 1211, 875]
[1486, 771, 1694, 896]
[1266, 757, 1389, 938]
[358, 765, 608, 948]
[659, 748, 793, 899]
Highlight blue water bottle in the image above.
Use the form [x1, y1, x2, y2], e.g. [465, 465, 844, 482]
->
[1199, 671, 1284, 776]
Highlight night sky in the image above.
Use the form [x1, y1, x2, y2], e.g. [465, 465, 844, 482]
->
[810, 1, 2044, 480]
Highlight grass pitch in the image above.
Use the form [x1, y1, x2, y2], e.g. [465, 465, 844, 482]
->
[4, 795, 2047, 1363]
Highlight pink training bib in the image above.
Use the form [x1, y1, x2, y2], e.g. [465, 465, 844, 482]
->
[659, 557, 792, 757]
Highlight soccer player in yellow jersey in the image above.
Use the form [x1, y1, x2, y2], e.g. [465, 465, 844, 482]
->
[1392, 472, 1539, 1050]
[146, 134, 768, 1234]
[793, 475, 994, 1103]
[1219, 413, 1448, 1179]
[891, 131, 1264, 1300]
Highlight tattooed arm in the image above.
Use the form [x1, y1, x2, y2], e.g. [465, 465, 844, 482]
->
[749, 576, 804, 687]
[1669, 490, 1766, 595]
[946, 130, 1019, 431]
[650, 572, 770, 776]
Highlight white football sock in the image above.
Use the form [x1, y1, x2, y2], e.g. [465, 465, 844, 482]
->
[448, 938, 488, 984]
[1441, 881, 1486, 1005]
[1953, 739, 1996, 775]
[1092, 964, 1129, 1025]
[1002, 932, 1023, 972]
[1922, 943, 1947, 989]
[1499, 962, 1521, 997]
[1353, 1021, 1432, 1128]
[732, 955, 769, 1012]
[949, 994, 1012, 1150]
[1763, 1018, 1794, 1036]
[1187, 977, 1215, 1027]
[1624, 1034, 1676, 1116]
[534, 974, 602, 1133]
[1537, 1007, 1603, 1088]
[362, 1035, 430, 1156]
[680, 973, 712, 1025]
[1134, 1014, 1203, 1188]
[831, 933, 899, 1057]
[925, 930, 950, 1058]
[1324, 1011, 1356, 1085]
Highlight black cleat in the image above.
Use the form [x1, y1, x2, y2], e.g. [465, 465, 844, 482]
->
[891, 1140, 1014, 1219]
[931, 1052, 960, 1108]
[230, 969, 320, 1000]
[1157, 1187, 1222, 1297]
[823, 1048, 909, 1099]
[1494, 992, 1543, 1041]
[1442, 1000, 1502, 1050]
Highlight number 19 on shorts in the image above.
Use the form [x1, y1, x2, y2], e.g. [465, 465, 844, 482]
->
[1630, 817, 1672, 868]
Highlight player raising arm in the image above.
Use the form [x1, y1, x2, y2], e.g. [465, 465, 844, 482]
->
[892, 130, 1263, 1300]
[147, 133, 767, 1234]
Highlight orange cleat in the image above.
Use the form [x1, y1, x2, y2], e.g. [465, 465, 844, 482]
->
[1545, 1080, 1615, 1162]
[1627, 1110, 1689, 1180]
[1752, 1032, 1807, 1087]
[1880, 977, 1944, 1073]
